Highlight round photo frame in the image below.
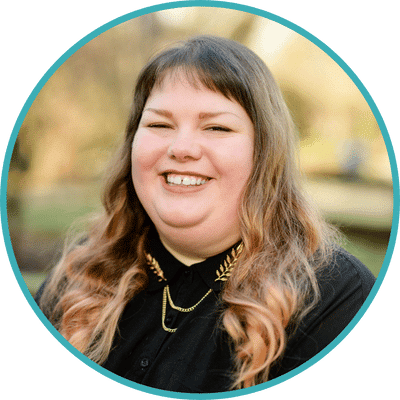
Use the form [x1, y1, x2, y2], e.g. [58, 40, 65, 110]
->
[1, 1, 398, 399]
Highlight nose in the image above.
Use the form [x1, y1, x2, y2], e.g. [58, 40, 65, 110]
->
[167, 130, 202, 161]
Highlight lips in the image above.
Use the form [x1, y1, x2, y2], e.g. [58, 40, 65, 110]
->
[161, 171, 212, 187]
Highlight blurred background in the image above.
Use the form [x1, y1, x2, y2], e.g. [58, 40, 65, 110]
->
[6, 7, 393, 295]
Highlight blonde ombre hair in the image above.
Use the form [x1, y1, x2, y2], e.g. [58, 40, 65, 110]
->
[39, 36, 336, 389]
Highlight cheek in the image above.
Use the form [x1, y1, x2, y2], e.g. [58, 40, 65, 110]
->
[131, 132, 164, 174]
[218, 139, 254, 185]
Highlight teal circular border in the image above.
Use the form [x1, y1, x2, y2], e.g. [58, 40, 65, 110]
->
[1, 1, 399, 399]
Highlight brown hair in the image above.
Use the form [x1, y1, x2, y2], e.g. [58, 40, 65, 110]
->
[39, 35, 336, 389]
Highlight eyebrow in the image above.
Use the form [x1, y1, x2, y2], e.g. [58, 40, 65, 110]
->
[143, 108, 240, 120]
[198, 111, 240, 120]
[143, 108, 173, 118]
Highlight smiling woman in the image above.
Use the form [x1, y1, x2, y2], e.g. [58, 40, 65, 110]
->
[35, 35, 375, 393]
[132, 76, 254, 262]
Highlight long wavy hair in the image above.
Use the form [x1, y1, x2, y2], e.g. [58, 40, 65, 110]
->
[39, 35, 336, 389]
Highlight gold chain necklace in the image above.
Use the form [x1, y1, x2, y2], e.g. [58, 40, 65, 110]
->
[146, 242, 243, 333]
[165, 285, 213, 312]
[162, 286, 213, 333]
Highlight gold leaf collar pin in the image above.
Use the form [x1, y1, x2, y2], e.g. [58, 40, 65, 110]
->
[215, 242, 243, 282]
[146, 253, 167, 282]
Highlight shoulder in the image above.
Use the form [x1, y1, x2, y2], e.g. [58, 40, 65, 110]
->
[316, 247, 376, 305]
[294, 246, 376, 345]
[270, 248, 376, 378]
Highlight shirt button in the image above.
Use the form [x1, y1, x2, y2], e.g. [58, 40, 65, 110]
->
[140, 358, 150, 368]
[165, 316, 173, 324]
[184, 269, 191, 277]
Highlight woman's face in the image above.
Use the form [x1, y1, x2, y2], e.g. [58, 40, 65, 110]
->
[131, 74, 254, 258]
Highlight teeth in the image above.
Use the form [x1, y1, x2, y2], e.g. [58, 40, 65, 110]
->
[166, 174, 208, 186]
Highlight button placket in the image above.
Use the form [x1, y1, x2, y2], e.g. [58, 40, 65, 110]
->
[183, 267, 193, 283]
[162, 303, 179, 333]
[140, 357, 150, 369]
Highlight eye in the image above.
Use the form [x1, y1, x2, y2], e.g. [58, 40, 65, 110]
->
[206, 126, 232, 132]
[147, 123, 172, 129]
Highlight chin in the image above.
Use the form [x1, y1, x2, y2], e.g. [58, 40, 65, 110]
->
[153, 203, 210, 228]
[157, 213, 207, 230]
[156, 213, 240, 249]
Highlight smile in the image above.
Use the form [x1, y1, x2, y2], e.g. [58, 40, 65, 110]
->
[164, 173, 210, 186]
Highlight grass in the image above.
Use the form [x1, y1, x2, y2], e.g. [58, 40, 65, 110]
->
[20, 182, 102, 234]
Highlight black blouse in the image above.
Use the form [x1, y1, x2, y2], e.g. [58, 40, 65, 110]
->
[101, 232, 376, 393]
[36, 232, 376, 394]
[102, 232, 240, 393]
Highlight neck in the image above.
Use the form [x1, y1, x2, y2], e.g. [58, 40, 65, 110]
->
[160, 237, 206, 266]
[157, 228, 242, 266]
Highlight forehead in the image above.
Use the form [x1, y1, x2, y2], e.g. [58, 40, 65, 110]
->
[153, 68, 217, 95]
[145, 78, 247, 120]
[146, 70, 250, 116]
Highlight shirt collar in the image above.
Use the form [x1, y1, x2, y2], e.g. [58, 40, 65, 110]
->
[145, 228, 242, 293]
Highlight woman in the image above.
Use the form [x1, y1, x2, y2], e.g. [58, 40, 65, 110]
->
[36, 35, 375, 393]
